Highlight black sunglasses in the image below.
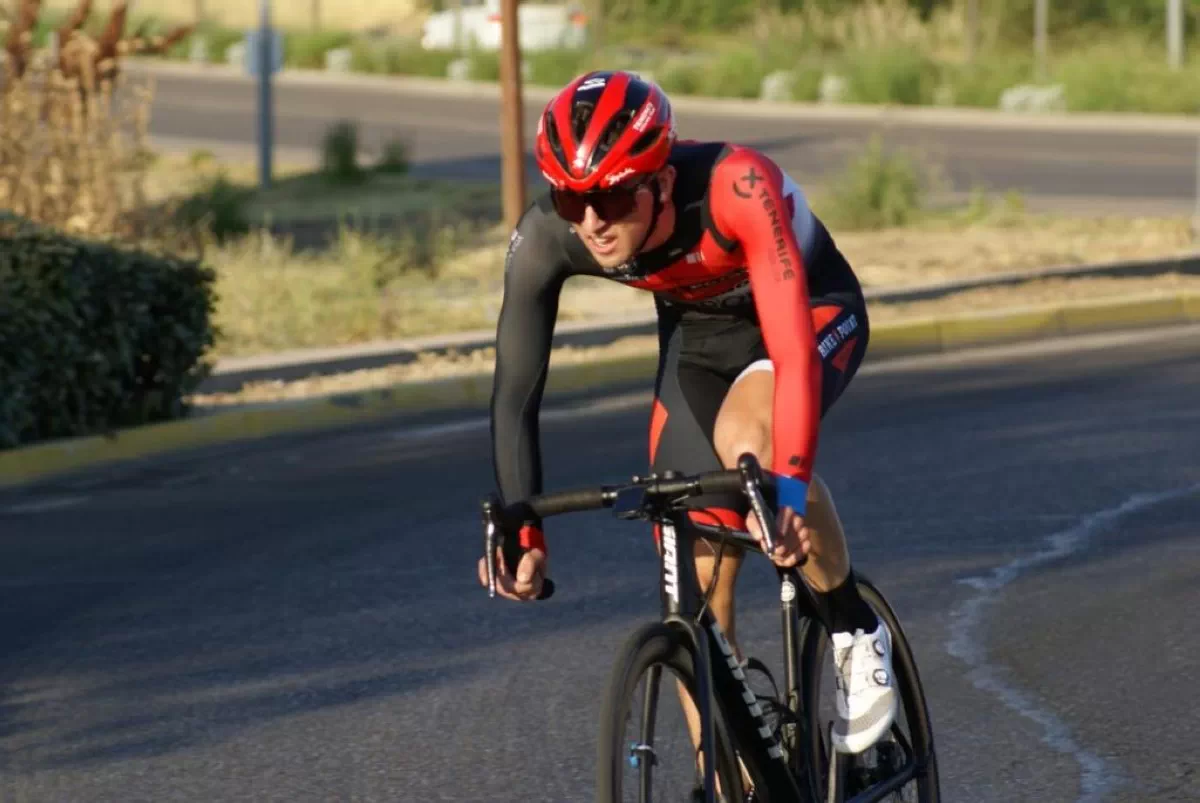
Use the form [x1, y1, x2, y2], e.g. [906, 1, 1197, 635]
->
[551, 177, 654, 224]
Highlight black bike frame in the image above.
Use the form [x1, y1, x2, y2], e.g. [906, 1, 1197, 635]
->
[653, 506, 810, 803]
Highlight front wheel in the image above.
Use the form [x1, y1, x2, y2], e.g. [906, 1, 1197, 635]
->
[800, 574, 940, 802]
[596, 621, 745, 803]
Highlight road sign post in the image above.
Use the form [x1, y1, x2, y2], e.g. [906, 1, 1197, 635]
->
[245, 1, 283, 189]
[499, 0, 526, 232]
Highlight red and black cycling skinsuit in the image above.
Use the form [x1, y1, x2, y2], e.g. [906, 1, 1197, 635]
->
[490, 140, 870, 554]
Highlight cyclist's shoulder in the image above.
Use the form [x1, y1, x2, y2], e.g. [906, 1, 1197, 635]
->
[505, 194, 576, 274]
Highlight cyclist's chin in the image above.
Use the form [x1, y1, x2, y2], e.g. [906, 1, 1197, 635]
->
[586, 234, 640, 270]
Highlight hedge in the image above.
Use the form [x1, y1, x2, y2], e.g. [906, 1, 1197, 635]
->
[0, 213, 217, 450]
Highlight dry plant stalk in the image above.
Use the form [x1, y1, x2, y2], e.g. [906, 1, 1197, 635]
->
[1, 0, 195, 241]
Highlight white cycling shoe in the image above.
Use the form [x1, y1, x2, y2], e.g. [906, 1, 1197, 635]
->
[830, 620, 899, 754]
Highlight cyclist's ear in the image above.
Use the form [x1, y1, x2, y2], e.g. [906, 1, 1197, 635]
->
[657, 165, 677, 202]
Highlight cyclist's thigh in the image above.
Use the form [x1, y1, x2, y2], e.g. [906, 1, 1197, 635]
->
[727, 292, 869, 419]
[650, 321, 747, 528]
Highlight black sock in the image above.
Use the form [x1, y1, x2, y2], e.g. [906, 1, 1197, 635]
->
[818, 569, 879, 634]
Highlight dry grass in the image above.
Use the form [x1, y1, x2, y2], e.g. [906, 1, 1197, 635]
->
[36, 0, 425, 33]
[198, 205, 1196, 360]
[0, 0, 193, 239]
[190, 272, 1200, 409]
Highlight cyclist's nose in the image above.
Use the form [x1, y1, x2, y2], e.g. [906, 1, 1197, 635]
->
[580, 203, 605, 232]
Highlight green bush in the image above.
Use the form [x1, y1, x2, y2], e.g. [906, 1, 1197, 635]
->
[285, 30, 355, 69]
[348, 38, 458, 77]
[941, 56, 1034, 108]
[699, 49, 768, 99]
[839, 45, 938, 105]
[467, 50, 502, 82]
[1053, 40, 1200, 113]
[377, 138, 412, 174]
[174, 172, 253, 243]
[527, 49, 591, 86]
[321, 120, 365, 184]
[0, 214, 217, 449]
[817, 136, 927, 230]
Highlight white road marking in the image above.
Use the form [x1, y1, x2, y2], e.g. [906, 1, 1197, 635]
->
[945, 483, 1200, 803]
[2, 496, 89, 515]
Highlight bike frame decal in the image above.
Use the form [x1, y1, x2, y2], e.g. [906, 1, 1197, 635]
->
[662, 523, 681, 606]
[707, 618, 785, 761]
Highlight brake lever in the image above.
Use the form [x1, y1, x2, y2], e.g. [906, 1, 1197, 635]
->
[481, 495, 556, 601]
[481, 496, 500, 598]
[737, 454, 777, 555]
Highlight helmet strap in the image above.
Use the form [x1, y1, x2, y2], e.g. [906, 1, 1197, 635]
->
[632, 177, 664, 257]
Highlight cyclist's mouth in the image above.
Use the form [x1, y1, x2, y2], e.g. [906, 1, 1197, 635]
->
[590, 234, 618, 256]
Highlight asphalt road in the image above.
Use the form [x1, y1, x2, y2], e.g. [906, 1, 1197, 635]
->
[2, 324, 1199, 802]
[131, 65, 1200, 216]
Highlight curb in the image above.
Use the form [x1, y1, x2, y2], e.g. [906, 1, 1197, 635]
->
[3, 291, 1198, 489]
[125, 59, 1200, 135]
[199, 251, 1200, 394]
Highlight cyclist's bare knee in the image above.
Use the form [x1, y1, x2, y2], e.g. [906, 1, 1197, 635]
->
[714, 370, 773, 468]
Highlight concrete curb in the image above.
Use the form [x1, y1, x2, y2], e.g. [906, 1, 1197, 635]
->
[4, 290, 1198, 490]
[126, 58, 1200, 135]
[199, 251, 1200, 394]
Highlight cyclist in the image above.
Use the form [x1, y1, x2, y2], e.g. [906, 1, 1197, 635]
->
[475, 70, 896, 755]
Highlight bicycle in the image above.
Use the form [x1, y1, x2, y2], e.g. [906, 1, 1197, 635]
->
[480, 453, 940, 803]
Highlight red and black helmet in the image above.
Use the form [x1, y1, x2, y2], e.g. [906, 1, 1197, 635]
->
[535, 70, 676, 193]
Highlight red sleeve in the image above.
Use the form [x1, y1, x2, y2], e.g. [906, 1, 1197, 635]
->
[710, 148, 822, 482]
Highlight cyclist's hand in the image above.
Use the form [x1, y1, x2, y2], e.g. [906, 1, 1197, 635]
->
[477, 546, 547, 601]
[748, 506, 809, 568]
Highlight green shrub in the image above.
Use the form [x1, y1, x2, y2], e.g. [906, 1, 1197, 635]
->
[467, 49, 502, 82]
[839, 45, 938, 105]
[285, 30, 355, 69]
[321, 120, 364, 184]
[348, 38, 458, 77]
[0, 214, 217, 449]
[377, 138, 412, 174]
[941, 56, 1034, 108]
[1053, 39, 1200, 114]
[656, 58, 706, 96]
[174, 172, 252, 243]
[527, 49, 591, 86]
[699, 49, 768, 99]
[817, 136, 927, 230]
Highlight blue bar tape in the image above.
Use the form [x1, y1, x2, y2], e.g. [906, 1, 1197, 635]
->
[775, 475, 809, 517]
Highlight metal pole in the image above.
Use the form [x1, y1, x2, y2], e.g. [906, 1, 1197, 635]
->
[257, 0, 273, 189]
[1034, 0, 1048, 83]
[1193, 134, 1200, 242]
[1167, 0, 1184, 71]
[499, 0, 526, 232]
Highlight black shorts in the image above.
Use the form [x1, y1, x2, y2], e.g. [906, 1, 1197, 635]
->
[647, 289, 869, 534]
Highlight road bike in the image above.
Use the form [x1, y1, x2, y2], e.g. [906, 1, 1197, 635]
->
[480, 454, 940, 802]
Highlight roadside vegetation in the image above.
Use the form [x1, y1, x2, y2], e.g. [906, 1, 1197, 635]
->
[20, 0, 1200, 114]
[170, 127, 1197, 359]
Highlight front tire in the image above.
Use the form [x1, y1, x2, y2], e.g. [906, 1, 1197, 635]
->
[596, 621, 745, 803]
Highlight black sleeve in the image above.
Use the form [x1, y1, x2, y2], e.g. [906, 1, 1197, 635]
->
[489, 202, 571, 523]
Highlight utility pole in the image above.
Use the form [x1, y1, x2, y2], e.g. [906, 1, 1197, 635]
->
[1034, 0, 1048, 83]
[1167, 0, 1184, 70]
[499, 0, 526, 232]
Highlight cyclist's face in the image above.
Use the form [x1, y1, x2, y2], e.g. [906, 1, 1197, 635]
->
[561, 169, 673, 270]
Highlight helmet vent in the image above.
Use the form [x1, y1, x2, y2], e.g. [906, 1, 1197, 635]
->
[544, 111, 568, 168]
[588, 110, 635, 172]
[571, 102, 595, 144]
[629, 127, 661, 157]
